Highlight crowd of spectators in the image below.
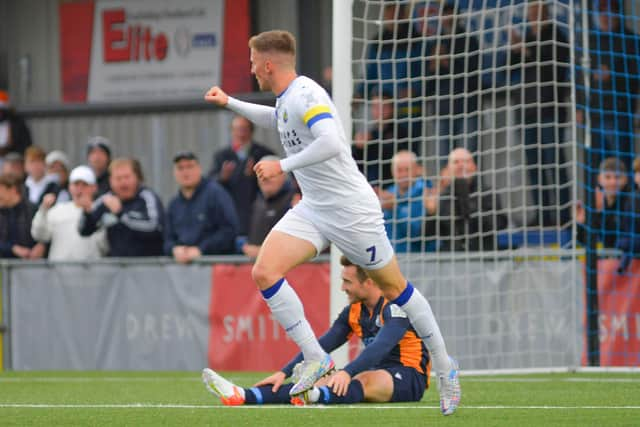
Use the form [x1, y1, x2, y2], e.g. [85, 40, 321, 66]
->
[1, 0, 639, 261]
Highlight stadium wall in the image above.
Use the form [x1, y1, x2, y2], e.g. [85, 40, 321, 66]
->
[1, 256, 592, 371]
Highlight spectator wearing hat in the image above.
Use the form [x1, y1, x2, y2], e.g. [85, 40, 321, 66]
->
[165, 152, 239, 263]
[208, 115, 273, 237]
[86, 136, 112, 197]
[31, 166, 108, 260]
[79, 157, 164, 257]
[0, 90, 32, 159]
[0, 173, 44, 259]
[44, 150, 72, 203]
[24, 146, 58, 207]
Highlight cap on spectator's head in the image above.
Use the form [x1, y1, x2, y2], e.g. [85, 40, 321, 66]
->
[0, 90, 9, 109]
[4, 152, 23, 163]
[45, 150, 70, 169]
[599, 157, 627, 174]
[69, 165, 96, 185]
[86, 136, 112, 158]
[173, 151, 199, 163]
[599, 0, 621, 12]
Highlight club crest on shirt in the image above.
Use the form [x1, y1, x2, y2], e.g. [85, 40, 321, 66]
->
[282, 109, 288, 123]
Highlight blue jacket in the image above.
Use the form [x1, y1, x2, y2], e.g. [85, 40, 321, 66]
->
[79, 187, 164, 257]
[164, 178, 238, 255]
[383, 178, 433, 253]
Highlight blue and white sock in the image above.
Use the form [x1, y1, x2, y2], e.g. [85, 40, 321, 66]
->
[261, 278, 326, 361]
[392, 282, 450, 375]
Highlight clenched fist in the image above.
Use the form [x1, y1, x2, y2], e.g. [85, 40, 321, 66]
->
[204, 86, 229, 106]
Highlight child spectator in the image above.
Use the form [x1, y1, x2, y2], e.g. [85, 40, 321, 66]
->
[24, 146, 58, 206]
[576, 157, 630, 249]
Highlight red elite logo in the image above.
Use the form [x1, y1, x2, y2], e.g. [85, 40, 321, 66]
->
[103, 9, 168, 62]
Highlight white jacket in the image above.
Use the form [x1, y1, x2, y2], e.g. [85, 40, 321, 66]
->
[31, 201, 108, 261]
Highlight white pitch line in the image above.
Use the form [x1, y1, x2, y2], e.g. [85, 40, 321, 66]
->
[3, 377, 638, 384]
[0, 404, 639, 410]
[0, 377, 202, 383]
[463, 378, 640, 383]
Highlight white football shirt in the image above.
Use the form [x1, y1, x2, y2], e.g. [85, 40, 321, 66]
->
[275, 76, 379, 210]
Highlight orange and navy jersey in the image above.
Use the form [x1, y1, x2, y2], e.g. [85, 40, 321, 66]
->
[281, 297, 430, 384]
[339, 297, 430, 379]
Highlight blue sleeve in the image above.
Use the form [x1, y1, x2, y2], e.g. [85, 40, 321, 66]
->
[78, 201, 108, 236]
[163, 201, 178, 255]
[197, 184, 239, 255]
[281, 306, 351, 377]
[119, 190, 164, 239]
[342, 307, 410, 377]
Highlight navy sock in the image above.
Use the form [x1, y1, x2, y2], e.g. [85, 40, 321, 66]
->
[317, 380, 364, 404]
[244, 383, 295, 405]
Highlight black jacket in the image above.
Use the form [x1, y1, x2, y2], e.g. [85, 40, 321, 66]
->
[426, 22, 481, 116]
[0, 198, 36, 257]
[79, 187, 164, 257]
[208, 142, 274, 235]
[352, 123, 409, 188]
[510, 22, 570, 122]
[248, 183, 295, 246]
[434, 176, 507, 251]
[577, 24, 640, 121]
[0, 110, 32, 156]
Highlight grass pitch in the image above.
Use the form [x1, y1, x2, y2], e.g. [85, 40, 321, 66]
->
[0, 371, 638, 426]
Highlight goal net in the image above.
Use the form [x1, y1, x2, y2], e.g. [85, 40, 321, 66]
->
[334, 0, 639, 370]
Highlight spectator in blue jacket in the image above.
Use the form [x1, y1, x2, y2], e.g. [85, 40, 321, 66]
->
[165, 151, 238, 263]
[378, 151, 433, 253]
[79, 158, 164, 257]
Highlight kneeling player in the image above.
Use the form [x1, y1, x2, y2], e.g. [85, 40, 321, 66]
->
[202, 256, 430, 405]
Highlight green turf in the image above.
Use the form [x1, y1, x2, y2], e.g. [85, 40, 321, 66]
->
[0, 371, 638, 426]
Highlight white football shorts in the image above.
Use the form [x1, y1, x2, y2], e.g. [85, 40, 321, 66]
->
[272, 200, 394, 270]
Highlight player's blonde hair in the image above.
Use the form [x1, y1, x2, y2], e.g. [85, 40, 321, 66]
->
[249, 30, 296, 57]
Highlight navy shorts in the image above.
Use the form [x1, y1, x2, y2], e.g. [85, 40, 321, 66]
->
[384, 366, 428, 402]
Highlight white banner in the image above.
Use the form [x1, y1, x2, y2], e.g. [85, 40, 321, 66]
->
[88, 0, 223, 102]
